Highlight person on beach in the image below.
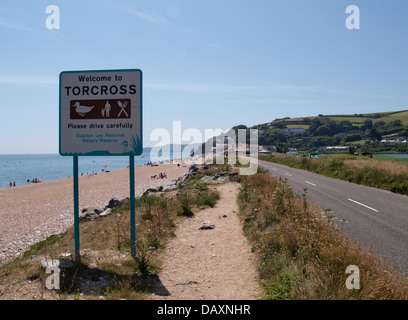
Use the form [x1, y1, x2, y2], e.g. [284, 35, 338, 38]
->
[9, 181, 12, 187]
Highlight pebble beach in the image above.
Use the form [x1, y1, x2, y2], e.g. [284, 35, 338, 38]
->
[0, 163, 189, 264]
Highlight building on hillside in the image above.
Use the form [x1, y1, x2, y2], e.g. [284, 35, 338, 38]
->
[283, 128, 306, 134]
[286, 151, 299, 156]
[380, 137, 407, 144]
[319, 146, 350, 152]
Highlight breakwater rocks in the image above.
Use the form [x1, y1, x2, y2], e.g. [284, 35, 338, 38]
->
[79, 197, 124, 222]
[142, 164, 239, 196]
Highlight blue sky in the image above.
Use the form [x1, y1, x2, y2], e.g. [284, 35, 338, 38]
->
[1, 0, 408, 153]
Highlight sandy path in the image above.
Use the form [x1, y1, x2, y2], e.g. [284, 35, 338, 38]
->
[150, 182, 260, 300]
[0, 163, 189, 264]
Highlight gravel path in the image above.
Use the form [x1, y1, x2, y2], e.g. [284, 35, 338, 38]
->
[0, 164, 189, 264]
[150, 182, 261, 300]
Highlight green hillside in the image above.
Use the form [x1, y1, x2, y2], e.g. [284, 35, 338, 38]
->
[249, 110, 408, 152]
[195, 110, 408, 156]
[264, 110, 408, 129]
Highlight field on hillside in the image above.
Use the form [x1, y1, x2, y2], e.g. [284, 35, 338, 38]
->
[270, 110, 408, 128]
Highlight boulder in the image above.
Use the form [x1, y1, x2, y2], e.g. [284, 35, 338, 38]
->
[163, 180, 178, 191]
[99, 208, 112, 217]
[217, 176, 230, 183]
[200, 175, 213, 183]
[107, 197, 121, 208]
[143, 186, 164, 196]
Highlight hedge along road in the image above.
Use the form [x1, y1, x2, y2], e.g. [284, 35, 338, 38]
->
[258, 159, 408, 275]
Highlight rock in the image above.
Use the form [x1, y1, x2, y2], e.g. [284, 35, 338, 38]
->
[215, 172, 227, 178]
[163, 180, 178, 191]
[107, 197, 120, 208]
[60, 253, 72, 258]
[82, 207, 104, 214]
[217, 176, 230, 183]
[199, 225, 215, 230]
[164, 180, 177, 187]
[80, 210, 99, 221]
[180, 181, 191, 189]
[143, 186, 163, 196]
[99, 208, 112, 217]
[200, 175, 213, 183]
[178, 173, 189, 182]
[174, 280, 201, 286]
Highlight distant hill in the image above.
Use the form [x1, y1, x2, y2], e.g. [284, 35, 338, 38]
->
[256, 110, 408, 130]
[249, 110, 408, 152]
[193, 110, 408, 155]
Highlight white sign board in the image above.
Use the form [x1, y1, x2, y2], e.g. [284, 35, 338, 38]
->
[59, 69, 142, 156]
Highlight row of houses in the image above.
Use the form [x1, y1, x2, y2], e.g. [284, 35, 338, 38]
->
[319, 146, 350, 152]
[380, 137, 407, 144]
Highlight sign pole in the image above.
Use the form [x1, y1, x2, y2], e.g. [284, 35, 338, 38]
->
[129, 155, 136, 257]
[60, 69, 142, 261]
[73, 155, 80, 261]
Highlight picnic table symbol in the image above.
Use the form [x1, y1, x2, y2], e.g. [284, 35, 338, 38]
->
[117, 101, 129, 117]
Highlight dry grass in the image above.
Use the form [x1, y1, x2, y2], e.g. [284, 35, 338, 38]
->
[260, 153, 408, 195]
[344, 158, 408, 175]
[238, 172, 408, 300]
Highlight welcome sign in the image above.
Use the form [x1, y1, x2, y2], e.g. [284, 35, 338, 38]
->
[59, 69, 142, 156]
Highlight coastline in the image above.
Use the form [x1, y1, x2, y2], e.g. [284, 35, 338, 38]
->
[0, 163, 189, 264]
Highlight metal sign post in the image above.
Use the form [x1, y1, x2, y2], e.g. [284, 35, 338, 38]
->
[73, 156, 80, 259]
[59, 69, 142, 260]
[129, 156, 136, 256]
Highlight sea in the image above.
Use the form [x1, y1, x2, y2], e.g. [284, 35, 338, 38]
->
[380, 153, 408, 158]
[0, 145, 197, 189]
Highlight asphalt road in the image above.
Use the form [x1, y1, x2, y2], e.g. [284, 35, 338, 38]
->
[258, 159, 408, 275]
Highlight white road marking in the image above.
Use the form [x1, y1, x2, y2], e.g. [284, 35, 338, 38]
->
[347, 198, 379, 213]
[284, 173, 292, 177]
[305, 181, 317, 187]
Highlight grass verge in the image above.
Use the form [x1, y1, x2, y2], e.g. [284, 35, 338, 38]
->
[259, 153, 408, 195]
[237, 170, 408, 299]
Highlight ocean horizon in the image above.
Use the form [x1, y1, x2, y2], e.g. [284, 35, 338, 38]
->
[0, 144, 199, 189]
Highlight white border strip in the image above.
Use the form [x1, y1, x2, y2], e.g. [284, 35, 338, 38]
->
[347, 198, 379, 212]
[305, 181, 317, 187]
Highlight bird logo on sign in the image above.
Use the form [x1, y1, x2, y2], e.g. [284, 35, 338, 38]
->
[72, 102, 95, 116]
